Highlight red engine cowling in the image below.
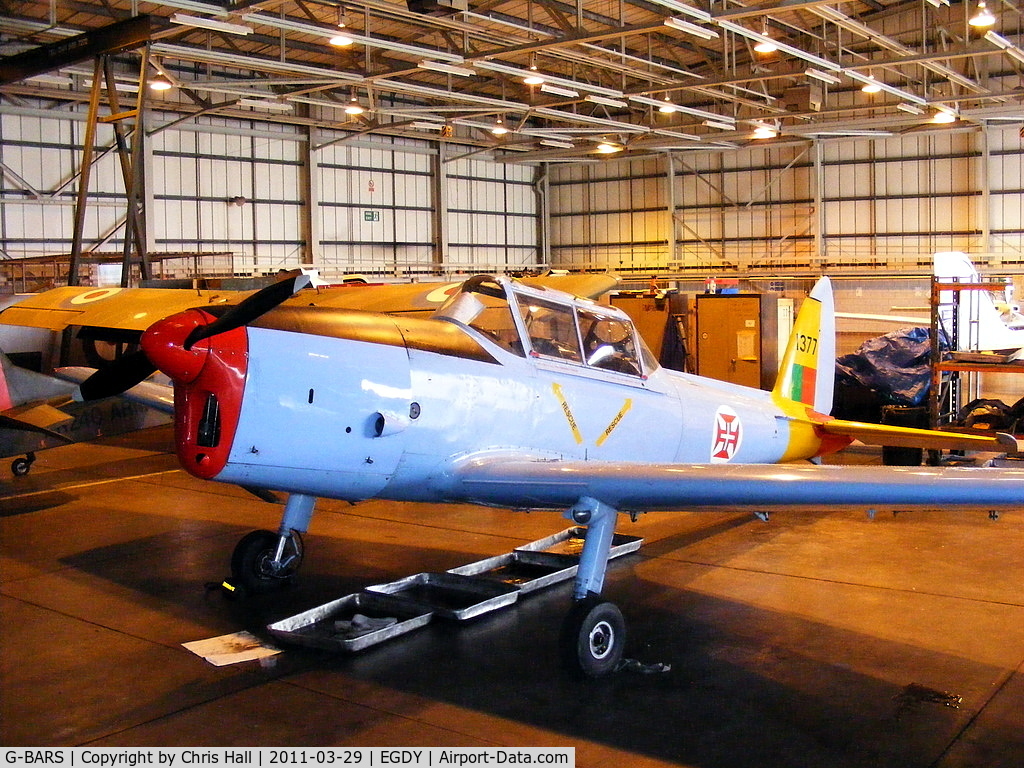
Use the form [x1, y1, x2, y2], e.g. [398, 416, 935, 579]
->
[141, 309, 248, 480]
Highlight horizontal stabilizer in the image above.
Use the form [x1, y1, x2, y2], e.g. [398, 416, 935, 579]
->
[816, 418, 1019, 453]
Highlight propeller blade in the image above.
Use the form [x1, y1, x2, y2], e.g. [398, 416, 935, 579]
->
[77, 350, 157, 402]
[184, 274, 311, 350]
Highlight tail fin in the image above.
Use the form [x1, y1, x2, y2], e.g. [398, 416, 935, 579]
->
[772, 277, 836, 415]
[934, 251, 1024, 352]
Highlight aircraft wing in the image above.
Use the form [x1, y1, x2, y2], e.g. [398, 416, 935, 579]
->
[56, 367, 175, 414]
[0, 287, 237, 332]
[450, 456, 1024, 512]
[0, 274, 618, 333]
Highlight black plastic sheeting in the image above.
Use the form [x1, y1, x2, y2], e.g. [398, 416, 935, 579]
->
[835, 327, 945, 409]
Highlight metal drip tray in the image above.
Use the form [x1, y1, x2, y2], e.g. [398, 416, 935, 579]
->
[448, 550, 579, 593]
[365, 571, 520, 620]
[267, 591, 432, 652]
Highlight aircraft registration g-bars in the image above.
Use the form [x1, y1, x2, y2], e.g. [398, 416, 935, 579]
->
[61, 272, 1024, 676]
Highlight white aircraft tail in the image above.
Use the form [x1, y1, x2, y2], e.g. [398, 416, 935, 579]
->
[772, 277, 836, 415]
[934, 251, 1024, 351]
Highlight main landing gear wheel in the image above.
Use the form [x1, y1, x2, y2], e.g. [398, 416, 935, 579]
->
[560, 597, 626, 678]
[229, 529, 303, 595]
[11, 455, 32, 477]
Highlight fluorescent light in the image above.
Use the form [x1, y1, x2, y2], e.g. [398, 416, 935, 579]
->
[897, 103, 925, 114]
[718, 19, 841, 74]
[540, 139, 574, 148]
[170, 13, 253, 35]
[585, 95, 628, 108]
[925, 0, 949, 6]
[984, 30, 1012, 48]
[647, 0, 711, 22]
[540, 83, 579, 98]
[703, 119, 734, 131]
[473, 60, 623, 98]
[805, 68, 841, 85]
[844, 70, 927, 105]
[238, 98, 293, 111]
[411, 121, 445, 130]
[26, 73, 73, 86]
[417, 60, 476, 77]
[805, 130, 894, 137]
[243, 12, 465, 62]
[663, 17, 718, 40]
[627, 94, 728, 123]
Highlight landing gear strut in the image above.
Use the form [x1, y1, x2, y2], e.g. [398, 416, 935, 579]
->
[561, 496, 626, 677]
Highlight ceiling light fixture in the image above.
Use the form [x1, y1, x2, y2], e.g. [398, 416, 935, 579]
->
[703, 119, 734, 131]
[472, 60, 623, 98]
[861, 75, 882, 94]
[491, 118, 509, 136]
[897, 103, 925, 114]
[238, 98, 293, 111]
[969, 0, 995, 27]
[984, 31, 1024, 64]
[663, 17, 719, 40]
[658, 96, 678, 113]
[329, 33, 353, 46]
[417, 60, 476, 77]
[752, 123, 778, 139]
[585, 95, 628, 108]
[932, 108, 957, 123]
[411, 121, 445, 130]
[344, 95, 365, 115]
[243, 12, 464, 62]
[925, 0, 950, 6]
[540, 139, 574, 148]
[540, 83, 579, 98]
[524, 56, 544, 85]
[753, 19, 777, 53]
[149, 75, 173, 91]
[596, 141, 623, 153]
[170, 13, 253, 35]
[805, 68, 842, 85]
[647, 0, 711, 22]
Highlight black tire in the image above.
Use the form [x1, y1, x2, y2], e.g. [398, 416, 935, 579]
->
[230, 529, 301, 593]
[11, 457, 31, 477]
[560, 598, 626, 678]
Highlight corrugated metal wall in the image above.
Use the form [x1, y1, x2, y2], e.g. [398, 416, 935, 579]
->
[0, 102, 541, 282]
[548, 124, 1024, 275]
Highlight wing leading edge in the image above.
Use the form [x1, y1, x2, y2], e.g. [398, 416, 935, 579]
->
[450, 456, 1024, 512]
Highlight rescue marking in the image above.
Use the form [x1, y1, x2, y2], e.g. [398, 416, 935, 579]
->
[710, 405, 743, 462]
[551, 382, 584, 444]
[595, 399, 633, 447]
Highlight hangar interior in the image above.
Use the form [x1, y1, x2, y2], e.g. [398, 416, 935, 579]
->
[4, 0, 1024, 761]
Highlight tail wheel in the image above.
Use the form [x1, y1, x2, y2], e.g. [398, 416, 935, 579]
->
[560, 598, 626, 678]
[230, 529, 303, 593]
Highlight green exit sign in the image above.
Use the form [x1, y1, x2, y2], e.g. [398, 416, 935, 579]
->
[363, 210, 380, 222]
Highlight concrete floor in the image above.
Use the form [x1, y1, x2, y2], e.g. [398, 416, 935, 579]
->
[3, 426, 1024, 767]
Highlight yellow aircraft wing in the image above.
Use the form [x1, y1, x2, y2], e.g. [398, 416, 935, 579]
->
[0, 274, 618, 331]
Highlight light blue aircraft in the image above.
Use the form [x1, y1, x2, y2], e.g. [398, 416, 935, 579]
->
[72, 273, 1024, 676]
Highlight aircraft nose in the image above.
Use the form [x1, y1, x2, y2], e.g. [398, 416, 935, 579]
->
[141, 310, 212, 384]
